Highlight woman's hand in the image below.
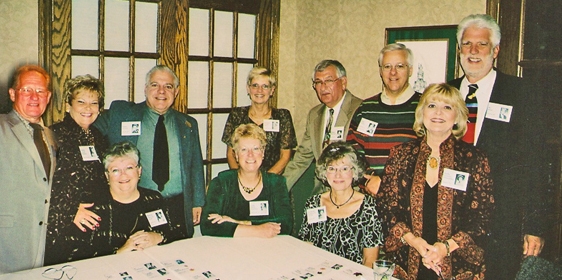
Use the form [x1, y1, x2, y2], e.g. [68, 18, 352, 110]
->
[363, 174, 381, 195]
[116, 230, 163, 253]
[208, 214, 239, 224]
[254, 222, 281, 238]
[423, 242, 448, 275]
[73, 203, 101, 232]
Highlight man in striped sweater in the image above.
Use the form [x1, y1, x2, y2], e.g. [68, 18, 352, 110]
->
[346, 43, 421, 195]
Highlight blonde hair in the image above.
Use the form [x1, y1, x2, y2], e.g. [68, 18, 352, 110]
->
[65, 74, 105, 109]
[247, 66, 276, 87]
[413, 83, 468, 139]
[231, 123, 267, 151]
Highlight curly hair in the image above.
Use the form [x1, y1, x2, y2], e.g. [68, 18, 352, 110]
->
[315, 142, 367, 187]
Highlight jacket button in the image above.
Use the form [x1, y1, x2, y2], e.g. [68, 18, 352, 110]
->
[39, 221, 43, 226]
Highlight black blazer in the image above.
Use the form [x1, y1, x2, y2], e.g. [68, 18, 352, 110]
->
[449, 71, 550, 240]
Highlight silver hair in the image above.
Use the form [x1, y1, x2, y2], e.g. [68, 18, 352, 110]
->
[457, 14, 501, 48]
[378, 43, 414, 67]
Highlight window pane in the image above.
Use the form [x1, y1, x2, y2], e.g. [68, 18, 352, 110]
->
[237, 63, 254, 107]
[214, 11, 233, 57]
[134, 59, 157, 103]
[104, 57, 129, 104]
[191, 114, 208, 160]
[237, 13, 256, 59]
[213, 62, 233, 108]
[72, 0, 98, 50]
[189, 8, 209, 56]
[135, 2, 158, 53]
[213, 113, 228, 159]
[188, 61, 209, 109]
[105, 0, 129, 51]
[72, 56, 99, 78]
[211, 163, 229, 179]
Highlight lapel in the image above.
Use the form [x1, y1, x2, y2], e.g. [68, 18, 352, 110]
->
[312, 105, 326, 157]
[7, 111, 45, 172]
[335, 91, 353, 126]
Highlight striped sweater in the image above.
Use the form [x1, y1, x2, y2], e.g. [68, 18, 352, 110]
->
[346, 92, 421, 175]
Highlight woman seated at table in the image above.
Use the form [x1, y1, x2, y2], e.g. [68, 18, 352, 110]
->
[377, 83, 494, 280]
[222, 66, 297, 174]
[299, 141, 383, 268]
[201, 123, 293, 237]
[59, 141, 175, 261]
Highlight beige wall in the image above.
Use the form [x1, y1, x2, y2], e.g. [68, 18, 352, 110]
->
[0, 0, 39, 112]
[278, 0, 486, 139]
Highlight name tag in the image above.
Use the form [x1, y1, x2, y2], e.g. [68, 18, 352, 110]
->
[441, 168, 469, 191]
[121, 121, 141, 136]
[330, 126, 345, 141]
[306, 206, 327, 224]
[146, 209, 168, 227]
[249, 201, 269, 216]
[357, 118, 378, 136]
[486, 102, 513, 123]
[263, 119, 280, 132]
[79, 145, 99, 161]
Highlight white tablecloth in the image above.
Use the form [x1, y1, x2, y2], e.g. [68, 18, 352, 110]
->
[0, 235, 376, 279]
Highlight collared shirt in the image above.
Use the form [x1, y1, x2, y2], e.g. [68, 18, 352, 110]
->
[381, 84, 416, 105]
[13, 110, 41, 137]
[460, 69, 497, 144]
[323, 91, 347, 131]
[137, 108, 182, 198]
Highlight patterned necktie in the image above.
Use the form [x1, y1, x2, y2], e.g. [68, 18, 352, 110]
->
[153, 115, 169, 191]
[30, 123, 51, 177]
[322, 108, 334, 149]
[463, 84, 479, 144]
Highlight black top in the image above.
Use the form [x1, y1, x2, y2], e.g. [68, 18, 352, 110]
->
[418, 181, 438, 280]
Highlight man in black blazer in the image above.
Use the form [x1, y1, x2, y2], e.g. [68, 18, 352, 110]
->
[449, 14, 551, 279]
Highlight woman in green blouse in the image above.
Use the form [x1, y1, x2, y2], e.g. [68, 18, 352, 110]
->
[201, 123, 293, 237]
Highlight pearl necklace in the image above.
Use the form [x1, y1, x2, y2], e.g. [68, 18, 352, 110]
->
[238, 172, 262, 194]
[329, 189, 355, 209]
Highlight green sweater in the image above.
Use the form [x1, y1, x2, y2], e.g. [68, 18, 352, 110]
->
[201, 170, 293, 237]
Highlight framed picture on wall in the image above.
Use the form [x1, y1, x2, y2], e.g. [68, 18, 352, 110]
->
[386, 25, 459, 92]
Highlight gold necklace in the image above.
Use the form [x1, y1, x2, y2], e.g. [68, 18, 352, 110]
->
[427, 155, 440, 169]
[329, 189, 355, 209]
[238, 172, 262, 194]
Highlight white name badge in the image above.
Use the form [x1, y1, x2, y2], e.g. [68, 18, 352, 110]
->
[79, 145, 99, 161]
[330, 126, 345, 141]
[306, 206, 327, 224]
[121, 121, 142, 136]
[263, 119, 280, 132]
[146, 209, 168, 227]
[441, 168, 469, 191]
[485, 102, 513, 123]
[249, 200, 269, 216]
[357, 118, 378, 136]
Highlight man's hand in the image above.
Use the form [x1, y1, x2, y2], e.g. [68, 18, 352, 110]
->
[523, 234, 544, 256]
[192, 207, 202, 225]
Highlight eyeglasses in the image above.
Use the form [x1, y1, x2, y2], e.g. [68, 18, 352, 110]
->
[17, 87, 50, 97]
[147, 82, 176, 91]
[312, 78, 340, 89]
[42, 265, 77, 280]
[107, 165, 139, 177]
[326, 165, 354, 174]
[237, 146, 264, 155]
[249, 83, 271, 90]
[381, 63, 409, 72]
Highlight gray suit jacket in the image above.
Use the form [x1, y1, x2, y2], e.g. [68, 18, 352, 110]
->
[0, 110, 56, 273]
[284, 90, 362, 192]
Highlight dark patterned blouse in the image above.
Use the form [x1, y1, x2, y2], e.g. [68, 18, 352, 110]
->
[377, 136, 494, 280]
[299, 194, 384, 264]
[221, 106, 297, 171]
[44, 114, 109, 265]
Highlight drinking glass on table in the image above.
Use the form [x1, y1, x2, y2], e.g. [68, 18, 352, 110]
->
[373, 260, 395, 280]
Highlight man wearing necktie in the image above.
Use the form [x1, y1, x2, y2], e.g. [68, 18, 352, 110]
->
[283, 60, 362, 195]
[449, 14, 551, 279]
[95, 65, 205, 240]
[0, 65, 57, 273]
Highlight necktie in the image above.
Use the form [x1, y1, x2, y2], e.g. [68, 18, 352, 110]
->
[322, 108, 334, 149]
[462, 84, 479, 144]
[30, 123, 51, 177]
[153, 115, 169, 191]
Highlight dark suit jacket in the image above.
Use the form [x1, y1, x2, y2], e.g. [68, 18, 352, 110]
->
[93, 101, 205, 238]
[283, 90, 362, 192]
[450, 71, 549, 239]
[0, 110, 57, 273]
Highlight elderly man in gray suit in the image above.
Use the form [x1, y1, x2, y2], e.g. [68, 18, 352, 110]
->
[0, 65, 57, 274]
[283, 60, 362, 194]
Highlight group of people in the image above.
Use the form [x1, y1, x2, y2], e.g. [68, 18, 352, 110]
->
[0, 13, 550, 280]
